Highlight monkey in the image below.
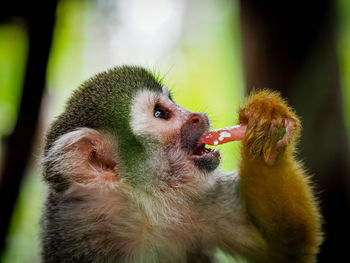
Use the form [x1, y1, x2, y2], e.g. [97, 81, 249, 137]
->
[41, 66, 322, 263]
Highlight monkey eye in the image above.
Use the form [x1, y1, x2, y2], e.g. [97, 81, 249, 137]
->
[154, 104, 170, 120]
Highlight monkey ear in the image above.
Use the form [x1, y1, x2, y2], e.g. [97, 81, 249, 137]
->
[44, 128, 119, 185]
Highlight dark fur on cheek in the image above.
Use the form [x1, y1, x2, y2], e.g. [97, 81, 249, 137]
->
[193, 154, 220, 173]
[180, 114, 219, 173]
[180, 114, 209, 154]
[180, 126, 204, 154]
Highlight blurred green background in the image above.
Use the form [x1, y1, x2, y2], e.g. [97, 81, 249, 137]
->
[0, 0, 349, 262]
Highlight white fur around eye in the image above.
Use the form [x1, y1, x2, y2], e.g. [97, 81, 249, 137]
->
[130, 89, 160, 136]
[130, 89, 189, 144]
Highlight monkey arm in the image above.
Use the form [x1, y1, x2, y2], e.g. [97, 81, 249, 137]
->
[238, 155, 322, 262]
[202, 171, 269, 263]
[216, 91, 322, 263]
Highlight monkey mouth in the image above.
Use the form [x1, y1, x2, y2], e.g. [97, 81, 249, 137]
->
[191, 144, 220, 159]
[190, 143, 221, 173]
[180, 123, 220, 173]
[192, 144, 214, 156]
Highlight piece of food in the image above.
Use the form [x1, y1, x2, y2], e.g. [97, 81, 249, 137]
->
[198, 125, 247, 146]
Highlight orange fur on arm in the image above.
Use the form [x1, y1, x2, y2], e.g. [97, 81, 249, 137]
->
[238, 91, 323, 263]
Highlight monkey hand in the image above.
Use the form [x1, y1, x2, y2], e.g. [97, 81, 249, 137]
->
[239, 90, 300, 165]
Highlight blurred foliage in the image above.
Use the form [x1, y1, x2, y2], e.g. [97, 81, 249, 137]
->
[1, 168, 45, 263]
[46, 0, 87, 116]
[0, 25, 27, 137]
[338, 0, 350, 134]
[1, 0, 350, 262]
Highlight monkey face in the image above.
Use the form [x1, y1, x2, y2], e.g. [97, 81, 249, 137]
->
[130, 87, 220, 176]
[44, 67, 221, 190]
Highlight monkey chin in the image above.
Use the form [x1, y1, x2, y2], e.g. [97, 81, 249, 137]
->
[190, 144, 221, 173]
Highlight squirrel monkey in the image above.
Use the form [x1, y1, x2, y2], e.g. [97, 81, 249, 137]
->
[41, 66, 322, 262]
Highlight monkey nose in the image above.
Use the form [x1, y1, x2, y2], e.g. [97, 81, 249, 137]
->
[189, 113, 210, 129]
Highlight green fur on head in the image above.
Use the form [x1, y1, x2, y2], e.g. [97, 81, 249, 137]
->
[44, 65, 163, 187]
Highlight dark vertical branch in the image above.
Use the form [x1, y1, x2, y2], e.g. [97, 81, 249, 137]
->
[239, 0, 350, 261]
[0, 0, 58, 253]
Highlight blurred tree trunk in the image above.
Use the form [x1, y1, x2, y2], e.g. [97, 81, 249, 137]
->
[0, 0, 58, 254]
[239, 0, 350, 261]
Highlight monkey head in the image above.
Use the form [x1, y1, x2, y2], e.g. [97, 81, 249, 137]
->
[43, 66, 220, 191]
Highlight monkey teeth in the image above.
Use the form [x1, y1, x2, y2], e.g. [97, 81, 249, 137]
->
[192, 144, 213, 156]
